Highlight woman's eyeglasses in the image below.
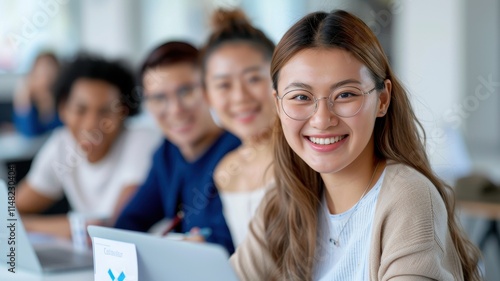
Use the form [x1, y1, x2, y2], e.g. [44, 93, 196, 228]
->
[276, 86, 377, 120]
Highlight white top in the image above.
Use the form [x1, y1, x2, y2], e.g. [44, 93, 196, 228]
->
[27, 126, 160, 216]
[315, 169, 386, 281]
[220, 185, 270, 247]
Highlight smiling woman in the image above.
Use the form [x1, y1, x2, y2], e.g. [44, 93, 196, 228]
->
[201, 8, 276, 247]
[230, 9, 481, 281]
[276, 48, 389, 175]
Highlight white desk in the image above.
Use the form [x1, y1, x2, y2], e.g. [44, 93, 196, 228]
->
[0, 131, 49, 181]
[0, 131, 48, 161]
[0, 267, 93, 280]
[459, 200, 500, 220]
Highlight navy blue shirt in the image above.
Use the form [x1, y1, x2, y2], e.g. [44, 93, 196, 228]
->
[13, 105, 62, 137]
[115, 131, 241, 254]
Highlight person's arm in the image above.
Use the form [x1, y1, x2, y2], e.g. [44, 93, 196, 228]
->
[203, 187, 235, 254]
[12, 79, 46, 136]
[229, 193, 276, 281]
[21, 215, 71, 239]
[13, 104, 45, 137]
[16, 180, 55, 214]
[113, 129, 162, 228]
[13, 79, 31, 112]
[16, 129, 70, 238]
[114, 166, 164, 232]
[30, 90, 56, 120]
[110, 184, 139, 225]
[16, 180, 71, 238]
[14, 75, 55, 118]
[375, 176, 463, 280]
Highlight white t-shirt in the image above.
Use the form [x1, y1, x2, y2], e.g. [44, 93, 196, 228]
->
[315, 169, 386, 281]
[27, 126, 161, 216]
[220, 187, 267, 247]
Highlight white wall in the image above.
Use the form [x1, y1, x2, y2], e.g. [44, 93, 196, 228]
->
[393, 0, 465, 132]
[140, 0, 205, 52]
[393, 0, 500, 184]
[393, 0, 470, 182]
[138, 0, 307, 56]
[242, 0, 306, 45]
[463, 0, 500, 151]
[79, 0, 140, 64]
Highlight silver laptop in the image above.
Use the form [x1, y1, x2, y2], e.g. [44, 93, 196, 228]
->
[88, 225, 239, 281]
[0, 180, 93, 273]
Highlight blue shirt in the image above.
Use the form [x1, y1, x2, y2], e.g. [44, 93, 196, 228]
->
[13, 105, 62, 137]
[115, 131, 241, 254]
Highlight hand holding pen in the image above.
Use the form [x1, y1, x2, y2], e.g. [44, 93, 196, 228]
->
[162, 211, 212, 241]
[183, 227, 212, 242]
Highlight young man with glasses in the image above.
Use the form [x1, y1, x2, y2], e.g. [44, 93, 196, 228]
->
[114, 41, 240, 254]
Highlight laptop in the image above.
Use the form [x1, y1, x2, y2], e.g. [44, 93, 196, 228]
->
[0, 180, 93, 273]
[88, 225, 239, 281]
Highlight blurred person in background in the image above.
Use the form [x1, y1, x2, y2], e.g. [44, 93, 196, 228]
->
[13, 52, 63, 137]
[202, 8, 276, 247]
[15, 55, 159, 239]
[115, 41, 240, 254]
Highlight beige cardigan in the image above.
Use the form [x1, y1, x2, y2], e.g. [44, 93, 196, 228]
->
[230, 162, 464, 280]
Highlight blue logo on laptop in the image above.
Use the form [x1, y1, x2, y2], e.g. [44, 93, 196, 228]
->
[108, 269, 126, 281]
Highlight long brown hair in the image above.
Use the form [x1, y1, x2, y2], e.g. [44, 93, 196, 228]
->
[264, 10, 481, 280]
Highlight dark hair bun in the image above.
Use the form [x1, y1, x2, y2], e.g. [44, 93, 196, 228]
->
[210, 8, 250, 31]
[201, 8, 275, 66]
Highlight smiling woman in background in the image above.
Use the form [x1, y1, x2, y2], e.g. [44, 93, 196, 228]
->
[114, 41, 240, 254]
[202, 9, 276, 247]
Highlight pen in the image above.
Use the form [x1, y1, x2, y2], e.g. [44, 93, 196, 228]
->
[162, 211, 184, 236]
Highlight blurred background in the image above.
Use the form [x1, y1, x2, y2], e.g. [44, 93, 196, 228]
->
[0, 0, 499, 279]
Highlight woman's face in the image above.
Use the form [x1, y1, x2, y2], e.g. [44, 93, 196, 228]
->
[143, 63, 215, 148]
[205, 43, 275, 141]
[276, 48, 390, 174]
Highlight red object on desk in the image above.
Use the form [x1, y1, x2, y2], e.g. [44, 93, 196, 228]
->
[162, 211, 184, 236]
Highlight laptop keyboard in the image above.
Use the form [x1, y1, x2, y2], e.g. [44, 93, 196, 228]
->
[36, 248, 92, 268]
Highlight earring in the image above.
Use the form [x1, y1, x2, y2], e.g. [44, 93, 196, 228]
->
[209, 108, 222, 127]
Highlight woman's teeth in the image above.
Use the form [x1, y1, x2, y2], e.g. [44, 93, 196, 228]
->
[309, 135, 346, 145]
